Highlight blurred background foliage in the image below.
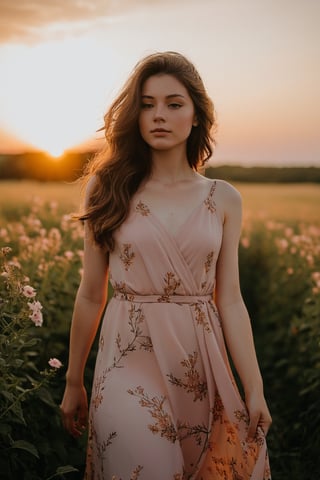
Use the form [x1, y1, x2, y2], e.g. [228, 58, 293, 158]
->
[1, 151, 320, 182]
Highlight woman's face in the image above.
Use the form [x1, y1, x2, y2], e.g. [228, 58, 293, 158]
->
[139, 74, 197, 154]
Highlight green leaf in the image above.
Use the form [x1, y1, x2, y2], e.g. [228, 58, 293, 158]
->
[56, 465, 79, 474]
[11, 440, 39, 458]
[46, 465, 79, 479]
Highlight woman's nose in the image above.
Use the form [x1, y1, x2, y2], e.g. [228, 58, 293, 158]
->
[153, 104, 165, 121]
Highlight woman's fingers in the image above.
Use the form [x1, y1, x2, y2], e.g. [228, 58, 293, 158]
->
[246, 392, 272, 442]
[247, 410, 260, 441]
[60, 385, 88, 437]
[61, 408, 85, 437]
[247, 408, 272, 441]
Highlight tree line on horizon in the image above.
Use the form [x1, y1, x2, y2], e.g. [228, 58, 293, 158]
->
[0, 151, 319, 183]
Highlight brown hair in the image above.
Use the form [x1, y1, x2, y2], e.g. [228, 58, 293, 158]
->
[80, 51, 217, 251]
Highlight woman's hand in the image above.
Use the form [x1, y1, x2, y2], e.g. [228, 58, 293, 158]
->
[60, 383, 88, 438]
[245, 390, 272, 441]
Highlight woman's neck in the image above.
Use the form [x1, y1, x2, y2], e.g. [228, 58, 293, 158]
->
[150, 149, 195, 185]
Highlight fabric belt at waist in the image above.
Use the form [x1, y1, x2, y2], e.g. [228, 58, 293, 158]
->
[113, 293, 212, 304]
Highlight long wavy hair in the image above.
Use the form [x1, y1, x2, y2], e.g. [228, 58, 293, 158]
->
[80, 51, 217, 252]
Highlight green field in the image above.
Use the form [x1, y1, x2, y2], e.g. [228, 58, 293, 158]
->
[0, 180, 319, 223]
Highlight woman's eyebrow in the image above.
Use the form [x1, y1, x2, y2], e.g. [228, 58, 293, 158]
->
[141, 94, 185, 99]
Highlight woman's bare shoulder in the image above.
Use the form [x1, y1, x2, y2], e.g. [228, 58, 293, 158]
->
[214, 179, 241, 203]
[208, 179, 242, 222]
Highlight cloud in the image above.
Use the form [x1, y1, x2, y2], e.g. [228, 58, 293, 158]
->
[0, 0, 194, 44]
[0, 0, 112, 43]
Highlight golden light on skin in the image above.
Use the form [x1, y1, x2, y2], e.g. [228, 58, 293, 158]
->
[0, 37, 115, 156]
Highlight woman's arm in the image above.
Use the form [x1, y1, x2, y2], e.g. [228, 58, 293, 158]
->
[215, 181, 272, 440]
[65, 223, 109, 386]
[60, 180, 109, 437]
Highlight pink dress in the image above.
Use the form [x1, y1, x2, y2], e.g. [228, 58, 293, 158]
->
[85, 181, 271, 480]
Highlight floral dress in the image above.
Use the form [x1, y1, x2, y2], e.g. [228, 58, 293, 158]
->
[85, 180, 271, 480]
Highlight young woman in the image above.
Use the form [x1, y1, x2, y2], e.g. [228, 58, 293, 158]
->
[60, 51, 272, 479]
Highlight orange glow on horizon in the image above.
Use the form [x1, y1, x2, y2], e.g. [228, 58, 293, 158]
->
[0, 39, 110, 158]
[46, 148, 65, 160]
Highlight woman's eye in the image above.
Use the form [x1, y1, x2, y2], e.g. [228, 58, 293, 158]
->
[141, 103, 153, 109]
[168, 103, 182, 109]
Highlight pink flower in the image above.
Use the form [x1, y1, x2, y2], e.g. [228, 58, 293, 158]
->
[48, 358, 63, 369]
[1, 246, 12, 255]
[29, 309, 43, 327]
[28, 300, 43, 327]
[22, 285, 36, 298]
[28, 300, 43, 312]
[64, 250, 74, 260]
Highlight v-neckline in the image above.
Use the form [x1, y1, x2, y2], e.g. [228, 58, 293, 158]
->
[136, 181, 216, 240]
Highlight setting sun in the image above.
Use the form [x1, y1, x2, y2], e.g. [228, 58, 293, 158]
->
[1, 38, 112, 155]
[46, 146, 65, 159]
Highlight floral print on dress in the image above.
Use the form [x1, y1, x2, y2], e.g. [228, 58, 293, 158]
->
[113, 280, 135, 301]
[136, 200, 150, 216]
[119, 243, 135, 270]
[158, 271, 181, 302]
[192, 301, 212, 333]
[91, 372, 106, 411]
[201, 251, 215, 289]
[167, 351, 208, 402]
[85, 418, 117, 480]
[198, 392, 269, 480]
[204, 182, 217, 213]
[127, 386, 178, 443]
[112, 465, 144, 480]
[91, 303, 153, 413]
[204, 251, 214, 273]
[86, 180, 271, 479]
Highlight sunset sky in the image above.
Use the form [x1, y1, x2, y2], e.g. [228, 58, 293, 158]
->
[0, 0, 319, 166]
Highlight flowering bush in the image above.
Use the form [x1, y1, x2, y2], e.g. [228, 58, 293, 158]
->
[239, 220, 320, 478]
[0, 197, 92, 479]
[0, 247, 80, 478]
